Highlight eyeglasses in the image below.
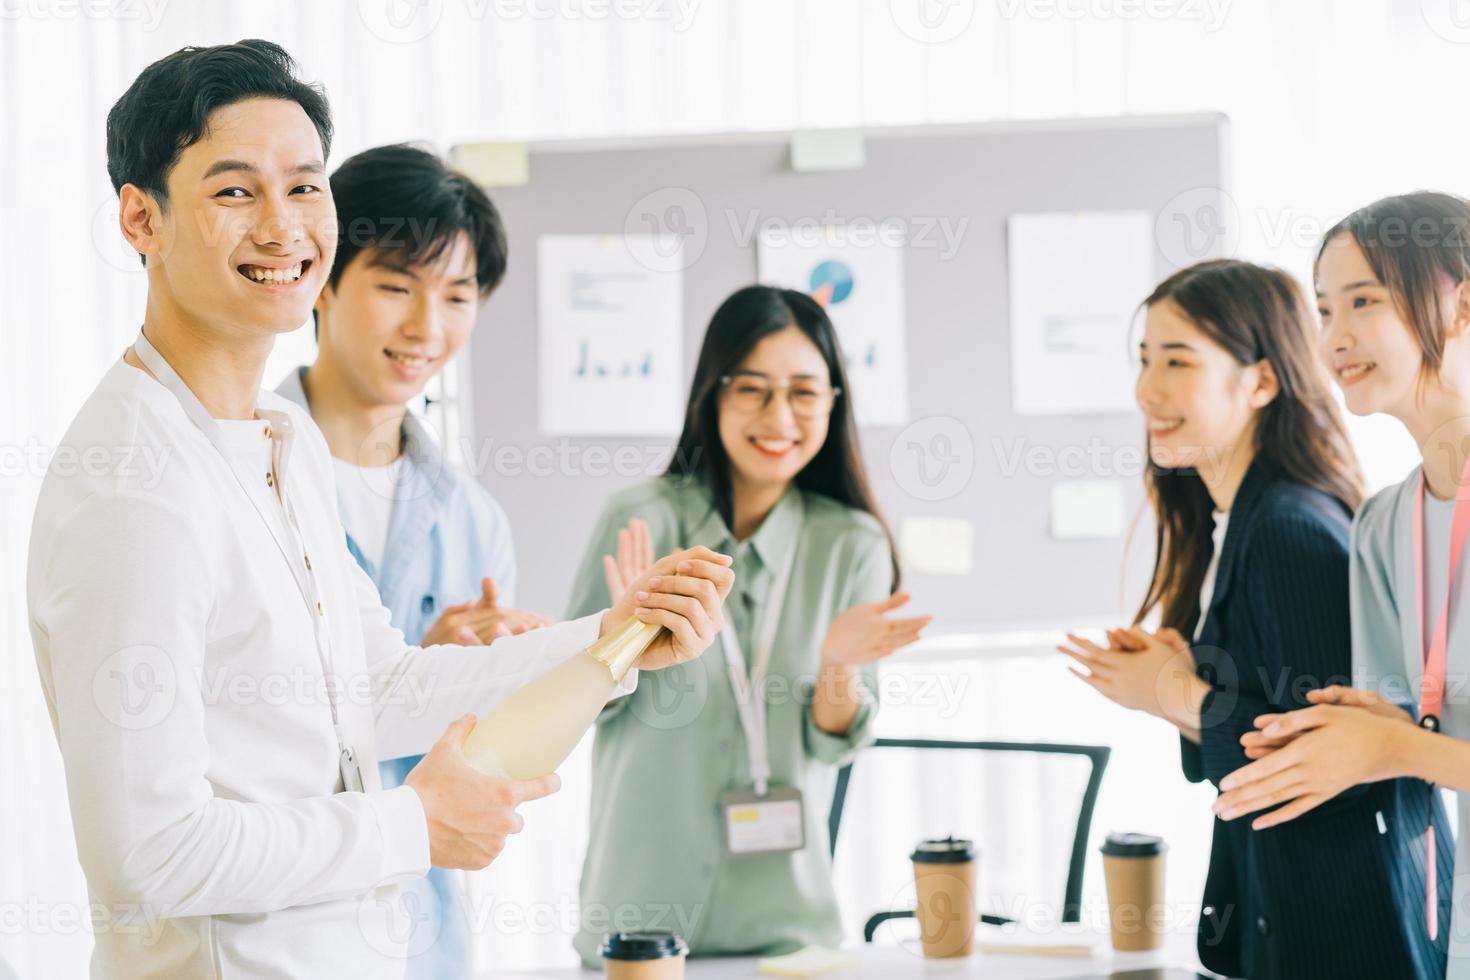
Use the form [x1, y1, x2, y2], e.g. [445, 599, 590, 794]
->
[718, 373, 841, 419]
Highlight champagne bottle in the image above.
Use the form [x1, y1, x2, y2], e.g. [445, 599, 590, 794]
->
[462, 616, 663, 779]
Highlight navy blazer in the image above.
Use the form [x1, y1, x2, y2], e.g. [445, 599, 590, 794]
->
[1182, 458, 1449, 979]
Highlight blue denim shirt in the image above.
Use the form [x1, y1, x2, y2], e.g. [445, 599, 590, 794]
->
[277, 366, 516, 978]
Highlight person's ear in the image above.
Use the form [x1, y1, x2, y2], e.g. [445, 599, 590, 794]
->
[1248, 358, 1280, 410]
[314, 280, 335, 323]
[117, 184, 164, 265]
[1447, 279, 1470, 339]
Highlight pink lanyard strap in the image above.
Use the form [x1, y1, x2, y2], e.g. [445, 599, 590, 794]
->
[1411, 456, 1470, 941]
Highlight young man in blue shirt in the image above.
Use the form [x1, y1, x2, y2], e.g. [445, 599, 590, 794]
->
[278, 142, 549, 976]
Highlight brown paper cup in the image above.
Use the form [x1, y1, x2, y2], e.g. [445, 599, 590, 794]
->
[601, 932, 687, 980]
[604, 957, 685, 980]
[911, 837, 979, 959]
[1100, 832, 1167, 952]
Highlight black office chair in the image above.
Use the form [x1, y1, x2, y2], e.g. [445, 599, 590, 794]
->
[826, 737, 1110, 941]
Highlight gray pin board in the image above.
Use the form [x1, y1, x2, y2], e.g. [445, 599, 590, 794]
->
[465, 114, 1230, 627]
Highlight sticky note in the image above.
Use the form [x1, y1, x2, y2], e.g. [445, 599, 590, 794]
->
[790, 129, 865, 172]
[899, 516, 974, 575]
[449, 142, 530, 187]
[1050, 480, 1126, 540]
[757, 946, 859, 976]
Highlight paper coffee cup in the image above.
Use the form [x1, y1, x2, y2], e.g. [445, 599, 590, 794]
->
[910, 836, 979, 958]
[600, 931, 689, 980]
[1099, 832, 1167, 951]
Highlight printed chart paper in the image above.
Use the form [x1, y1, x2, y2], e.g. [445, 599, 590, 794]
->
[1008, 210, 1154, 416]
[537, 234, 683, 435]
[757, 227, 909, 427]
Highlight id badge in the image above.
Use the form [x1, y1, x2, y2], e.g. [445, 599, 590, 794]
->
[721, 786, 805, 855]
[339, 746, 366, 794]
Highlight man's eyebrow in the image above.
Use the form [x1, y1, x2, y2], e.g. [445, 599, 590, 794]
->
[201, 159, 326, 181]
[1138, 341, 1195, 351]
[365, 254, 420, 279]
[450, 275, 477, 287]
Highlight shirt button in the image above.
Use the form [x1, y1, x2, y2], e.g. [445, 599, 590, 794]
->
[265, 472, 275, 488]
[421, 595, 435, 615]
[316, 601, 324, 616]
[262, 423, 272, 438]
[1256, 916, 1269, 936]
[304, 554, 312, 571]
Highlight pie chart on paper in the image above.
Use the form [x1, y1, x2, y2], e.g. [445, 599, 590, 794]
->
[808, 260, 854, 307]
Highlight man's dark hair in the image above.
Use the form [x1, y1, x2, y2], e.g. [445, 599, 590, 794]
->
[327, 143, 509, 300]
[106, 39, 333, 207]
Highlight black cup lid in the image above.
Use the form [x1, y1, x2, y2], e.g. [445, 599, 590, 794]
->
[910, 836, 977, 863]
[600, 931, 689, 961]
[1100, 832, 1167, 857]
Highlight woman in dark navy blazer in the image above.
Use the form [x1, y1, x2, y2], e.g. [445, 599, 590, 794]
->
[1060, 259, 1448, 979]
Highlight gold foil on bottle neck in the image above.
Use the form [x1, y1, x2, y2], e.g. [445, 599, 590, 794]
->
[586, 615, 663, 682]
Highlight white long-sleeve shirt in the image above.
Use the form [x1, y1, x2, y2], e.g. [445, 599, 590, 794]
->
[26, 351, 604, 979]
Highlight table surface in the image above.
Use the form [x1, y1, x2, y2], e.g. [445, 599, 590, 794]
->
[485, 928, 1213, 979]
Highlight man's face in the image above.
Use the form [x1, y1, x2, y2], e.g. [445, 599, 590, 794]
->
[144, 97, 335, 338]
[316, 232, 480, 406]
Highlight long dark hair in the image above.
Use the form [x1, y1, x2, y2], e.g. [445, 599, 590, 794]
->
[666, 285, 900, 590]
[1135, 259, 1364, 631]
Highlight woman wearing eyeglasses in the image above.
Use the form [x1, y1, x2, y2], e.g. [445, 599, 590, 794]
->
[566, 285, 932, 964]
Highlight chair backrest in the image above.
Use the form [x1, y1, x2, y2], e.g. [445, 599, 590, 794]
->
[829, 737, 1110, 924]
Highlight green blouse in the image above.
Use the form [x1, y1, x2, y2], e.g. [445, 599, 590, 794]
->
[566, 475, 892, 964]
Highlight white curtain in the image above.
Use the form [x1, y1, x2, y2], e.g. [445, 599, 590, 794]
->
[5, 1, 1467, 973]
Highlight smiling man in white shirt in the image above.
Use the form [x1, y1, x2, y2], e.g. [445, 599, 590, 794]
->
[26, 39, 733, 979]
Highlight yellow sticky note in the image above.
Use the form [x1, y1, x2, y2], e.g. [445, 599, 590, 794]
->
[449, 142, 530, 187]
[757, 946, 858, 977]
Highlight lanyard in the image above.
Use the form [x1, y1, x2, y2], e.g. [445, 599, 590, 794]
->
[1411, 455, 1470, 941]
[720, 500, 804, 798]
[131, 331, 356, 768]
